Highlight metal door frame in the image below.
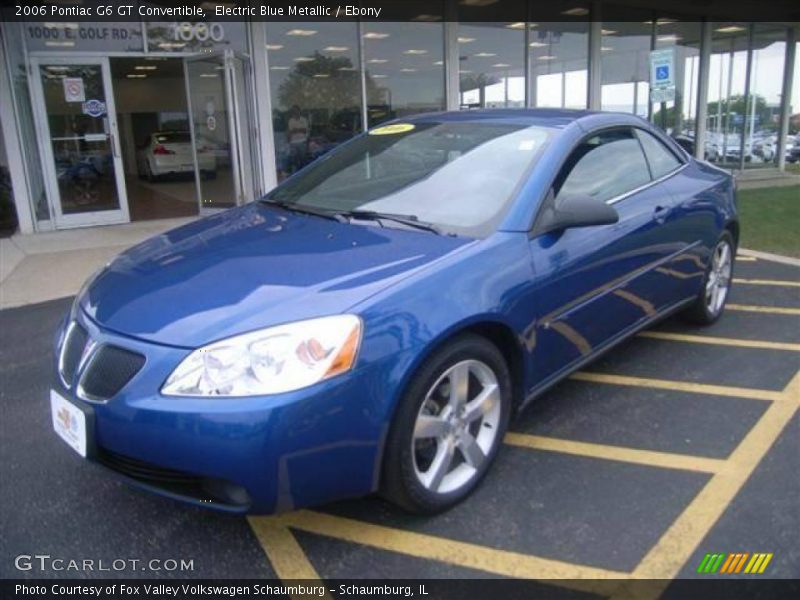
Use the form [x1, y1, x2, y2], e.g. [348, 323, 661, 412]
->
[28, 55, 130, 229]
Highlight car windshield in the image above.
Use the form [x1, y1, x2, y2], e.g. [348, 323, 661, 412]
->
[266, 121, 551, 237]
[155, 132, 191, 144]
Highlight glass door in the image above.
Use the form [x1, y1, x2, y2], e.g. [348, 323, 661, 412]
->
[184, 51, 256, 214]
[30, 57, 129, 228]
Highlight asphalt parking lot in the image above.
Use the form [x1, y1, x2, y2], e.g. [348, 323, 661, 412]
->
[1, 254, 798, 595]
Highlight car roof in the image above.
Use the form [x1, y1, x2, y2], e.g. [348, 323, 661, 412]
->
[399, 108, 657, 132]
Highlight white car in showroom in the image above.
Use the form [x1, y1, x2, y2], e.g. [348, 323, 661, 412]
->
[137, 131, 216, 181]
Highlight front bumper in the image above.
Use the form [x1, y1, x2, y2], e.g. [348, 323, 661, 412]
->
[52, 309, 408, 514]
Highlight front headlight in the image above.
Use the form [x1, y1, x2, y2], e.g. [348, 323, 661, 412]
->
[161, 315, 362, 397]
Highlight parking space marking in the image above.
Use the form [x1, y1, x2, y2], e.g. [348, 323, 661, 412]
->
[622, 371, 799, 585]
[504, 432, 726, 473]
[570, 371, 784, 402]
[733, 278, 800, 288]
[275, 510, 626, 593]
[727, 303, 800, 316]
[248, 516, 329, 592]
[637, 330, 800, 352]
[736, 256, 757, 262]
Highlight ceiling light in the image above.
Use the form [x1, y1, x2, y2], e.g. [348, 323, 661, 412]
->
[312, 74, 330, 78]
[126, 74, 147, 79]
[433, 60, 444, 65]
[473, 52, 497, 57]
[265, 44, 283, 50]
[270, 66, 290, 70]
[337, 66, 357, 71]
[293, 57, 314, 62]
[562, 7, 589, 16]
[44, 22, 78, 29]
[134, 65, 157, 71]
[506, 22, 526, 30]
[492, 63, 511, 68]
[601, 29, 617, 35]
[199, 74, 218, 78]
[324, 46, 349, 52]
[529, 41, 548, 48]
[657, 35, 682, 43]
[403, 49, 428, 55]
[412, 14, 441, 21]
[715, 26, 746, 34]
[458, 37, 476, 43]
[363, 32, 390, 39]
[601, 46, 613, 52]
[368, 59, 388, 64]
[400, 68, 417, 72]
[372, 74, 388, 78]
[286, 29, 317, 36]
[538, 55, 557, 61]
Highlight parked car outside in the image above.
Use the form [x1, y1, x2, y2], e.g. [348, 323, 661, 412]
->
[136, 131, 216, 181]
[52, 110, 738, 515]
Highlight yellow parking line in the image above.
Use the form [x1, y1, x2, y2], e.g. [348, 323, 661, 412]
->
[248, 516, 330, 595]
[278, 510, 627, 592]
[727, 303, 800, 316]
[736, 255, 757, 262]
[622, 371, 800, 585]
[504, 432, 726, 474]
[570, 371, 784, 402]
[638, 331, 800, 352]
[733, 278, 800, 288]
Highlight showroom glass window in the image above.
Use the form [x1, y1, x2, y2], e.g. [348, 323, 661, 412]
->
[529, 17, 589, 109]
[265, 21, 362, 181]
[362, 16, 446, 128]
[706, 23, 749, 168]
[457, 1, 525, 109]
[744, 25, 787, 169]
[600, 9, 653, 117]
[650, 19, 701, 137]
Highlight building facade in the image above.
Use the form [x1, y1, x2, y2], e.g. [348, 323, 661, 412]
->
[1, 3, 798, 234]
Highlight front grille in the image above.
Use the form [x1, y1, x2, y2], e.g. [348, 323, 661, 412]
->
[59, 323, 88, 386]
[80, 345, 145, 401]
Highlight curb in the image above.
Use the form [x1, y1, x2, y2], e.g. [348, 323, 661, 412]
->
[738, 248, 800, 267]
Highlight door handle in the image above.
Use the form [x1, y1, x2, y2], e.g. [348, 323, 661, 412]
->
[653, 205, 671, 224]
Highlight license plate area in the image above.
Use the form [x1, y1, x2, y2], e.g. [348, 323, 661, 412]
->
[50, 390, 94, 458]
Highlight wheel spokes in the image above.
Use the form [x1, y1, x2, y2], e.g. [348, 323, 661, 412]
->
[463, 383, 499, 423]
[422, 438, 456, 492]
[414, 415, 449, 439]
[457, 432, 486, 469]
[448, 362, 470, 409]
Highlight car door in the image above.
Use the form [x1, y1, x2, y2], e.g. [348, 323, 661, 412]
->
[525, 127, 677, 387]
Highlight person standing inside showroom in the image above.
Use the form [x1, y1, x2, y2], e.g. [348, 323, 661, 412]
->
[287, 104, 309, 173]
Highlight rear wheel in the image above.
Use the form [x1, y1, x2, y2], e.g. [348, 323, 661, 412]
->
[380, 334, 511, 514]
[681, 232, 735, 325]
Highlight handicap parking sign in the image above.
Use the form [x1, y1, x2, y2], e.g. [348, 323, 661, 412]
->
[656, 65, 670, 82]
[650, 48, 675, 91]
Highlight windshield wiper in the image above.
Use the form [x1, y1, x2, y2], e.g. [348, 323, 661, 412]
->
[262, 199, 346, 222]
[338, 210, 444, 235]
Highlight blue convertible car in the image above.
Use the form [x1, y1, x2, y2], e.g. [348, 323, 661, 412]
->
[51, 109, 737, 514]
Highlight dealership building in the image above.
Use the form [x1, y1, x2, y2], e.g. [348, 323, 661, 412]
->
[0, 1, 797, 235]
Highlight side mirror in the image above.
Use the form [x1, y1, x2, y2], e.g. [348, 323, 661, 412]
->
[534, 193, 619, 236]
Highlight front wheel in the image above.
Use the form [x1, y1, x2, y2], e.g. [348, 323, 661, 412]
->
[380, 334, 512, 514]
[681, 232, 735, 325]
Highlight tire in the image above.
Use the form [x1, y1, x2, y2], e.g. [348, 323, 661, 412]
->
[681, 232, 735, 325]
[380, 334, 512, 514]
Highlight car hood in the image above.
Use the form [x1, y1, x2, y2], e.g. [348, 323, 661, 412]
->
[81, 203, 472, 347]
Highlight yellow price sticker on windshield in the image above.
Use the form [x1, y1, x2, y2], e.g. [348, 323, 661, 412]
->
[369, 123, 415, 135]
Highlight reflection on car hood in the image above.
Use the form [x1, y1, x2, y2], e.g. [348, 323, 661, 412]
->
[81, 203, 472, 347]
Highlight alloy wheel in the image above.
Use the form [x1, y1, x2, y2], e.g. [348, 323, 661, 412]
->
[412, 359, 502, 494]
[705, 240, 733, 316]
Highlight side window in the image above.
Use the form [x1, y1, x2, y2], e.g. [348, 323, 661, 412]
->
[636, 129, 682, 179]
[554, 128, 652, 204]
